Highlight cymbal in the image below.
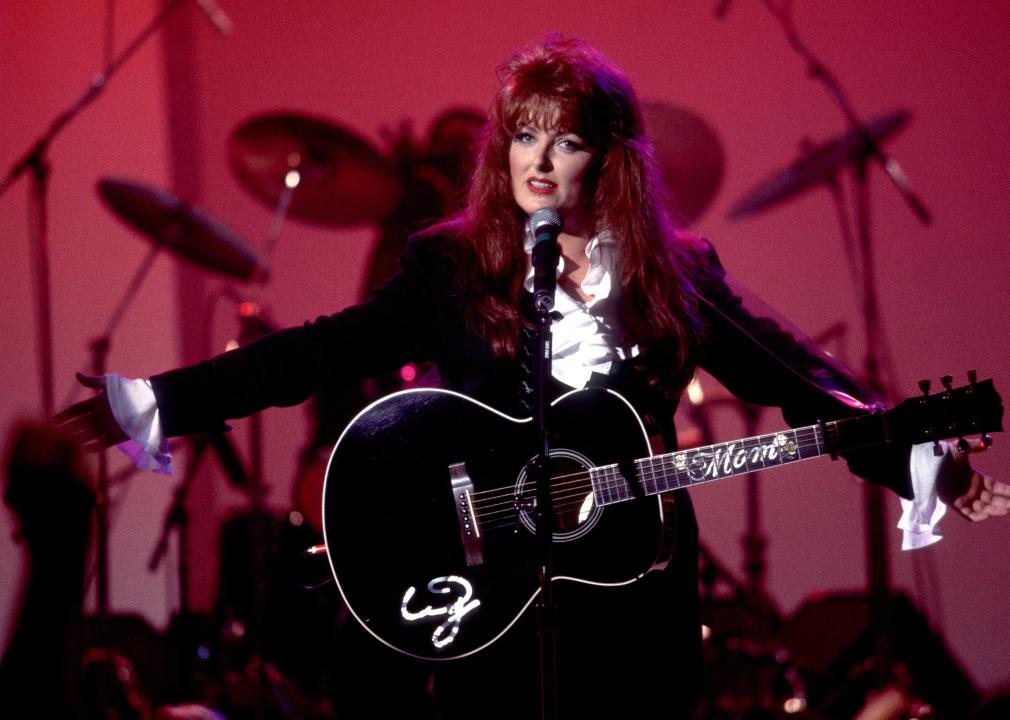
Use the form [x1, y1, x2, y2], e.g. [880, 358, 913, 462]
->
[642, 101, 725, 226]
[727, 110, 911, 220]
[229, 112, 401, 226]
[98, 177, 265, 281]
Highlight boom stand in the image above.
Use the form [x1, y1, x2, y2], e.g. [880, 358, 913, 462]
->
[760, 0, 931, 683]
[0, 0, 201, 418]
[851, 148, 898, 677]
[72, 243, 163, 714]
[147, 436, 209, 695]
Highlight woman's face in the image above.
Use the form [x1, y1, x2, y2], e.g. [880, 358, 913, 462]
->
[509, 123, 595, 235]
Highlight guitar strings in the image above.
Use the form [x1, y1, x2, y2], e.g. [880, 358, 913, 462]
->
[477, 438, 826, 535]
[467, 426, 823, 510]
[464, 424, 820, 508]
[469, 428, 824, 535]
[478, 433, 823, 533]
[469, 427, 824, 519]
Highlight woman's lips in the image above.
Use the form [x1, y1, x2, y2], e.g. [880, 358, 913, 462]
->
[526, 178, 556, 195]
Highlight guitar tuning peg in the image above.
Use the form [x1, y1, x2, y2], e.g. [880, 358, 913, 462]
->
[918, 379, 931, 395]
[957, 437, 970, 453]
[941, 374, 953, 390]
[520, 381, 534, 396]
[967, 369, 977, 385]
[932, 440, 944, 457]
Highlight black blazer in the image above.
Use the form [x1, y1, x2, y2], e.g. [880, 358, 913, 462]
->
[148, 233, 916, 717]
[151, 233, 912, 499]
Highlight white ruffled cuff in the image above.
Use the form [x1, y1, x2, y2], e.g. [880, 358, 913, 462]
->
[898, 442, 949, 550]
[105, 374, 173, 475]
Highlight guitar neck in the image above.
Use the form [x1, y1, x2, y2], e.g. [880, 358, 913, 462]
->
[588, 374, 1003, 506]
[590, 423, 831, 505]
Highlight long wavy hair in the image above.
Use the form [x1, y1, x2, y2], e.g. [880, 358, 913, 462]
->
[425, 36, 704, 391]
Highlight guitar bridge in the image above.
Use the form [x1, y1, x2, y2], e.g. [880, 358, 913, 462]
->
[449, 462, 484, 567]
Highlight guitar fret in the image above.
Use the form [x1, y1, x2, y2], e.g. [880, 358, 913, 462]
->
[594, 466, 605, 505]
[603, 425, 831, 505]
[591, 462, 644, 507]
[609, 465, 624, 503]
[637, 457, 658, 497]
[631, 425, 828, 494]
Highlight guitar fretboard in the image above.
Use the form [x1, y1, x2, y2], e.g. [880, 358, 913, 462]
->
[589, 424, 827, 505]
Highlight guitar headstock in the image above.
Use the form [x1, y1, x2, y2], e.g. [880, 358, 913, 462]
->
[887, 372, 1004, 450]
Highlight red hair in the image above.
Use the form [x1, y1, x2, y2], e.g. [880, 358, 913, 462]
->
[426, 36, 703, 392]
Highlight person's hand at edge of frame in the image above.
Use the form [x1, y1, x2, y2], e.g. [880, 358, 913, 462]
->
[51, 373, 129, 450]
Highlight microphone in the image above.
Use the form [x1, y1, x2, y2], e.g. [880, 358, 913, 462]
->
[193, 0, 234, 35]
[528, 208, 562, 312]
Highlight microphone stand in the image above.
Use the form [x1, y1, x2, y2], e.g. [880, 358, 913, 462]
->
[147, 437, 208, 696]
[0, 0, 197, 418]
[531, 269, 560, 720]
[73, 242, 163, 716]
[759, 0, 932, 686]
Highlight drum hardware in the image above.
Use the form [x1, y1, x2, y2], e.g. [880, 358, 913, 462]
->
[98, 177, 266, 281]
[778, 592, 978, 719]
[724, 3, 938, 696]
[641, 100, 725, 227]
[85, 175, 266, 702]
[229, 111, 402, 228]
[81, 176, 263, 605]
[0, 0, 231, 419]
[726, 110, 912, 222]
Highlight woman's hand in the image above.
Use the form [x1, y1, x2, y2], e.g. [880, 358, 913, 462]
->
[936, 440, 1009, 521]
[51, 373, 129, 450]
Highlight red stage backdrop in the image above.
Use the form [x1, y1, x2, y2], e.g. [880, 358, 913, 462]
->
[2, 0, 1008, 696]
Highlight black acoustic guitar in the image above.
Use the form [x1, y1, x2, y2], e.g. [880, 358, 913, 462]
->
[322, 376, 1002, 660]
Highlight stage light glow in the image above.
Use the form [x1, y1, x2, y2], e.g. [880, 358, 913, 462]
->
[783, 697, 807, 714]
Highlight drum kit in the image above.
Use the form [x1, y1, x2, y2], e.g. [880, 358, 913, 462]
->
[86, 104, 920, 718]
[93, 102, 914, 284]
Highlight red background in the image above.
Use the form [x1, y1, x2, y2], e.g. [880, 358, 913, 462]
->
[2, 0, 1008, 696]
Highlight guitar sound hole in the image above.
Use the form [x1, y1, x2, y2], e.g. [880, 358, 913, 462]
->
[515, 450, 599, 542]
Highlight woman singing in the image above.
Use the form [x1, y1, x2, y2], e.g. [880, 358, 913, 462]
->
[57, 35, 1005, 719]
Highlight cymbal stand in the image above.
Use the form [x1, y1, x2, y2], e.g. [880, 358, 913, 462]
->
[687, 388, 776, 619]
[0, 0, 206, 418]
[81, 244, 162, 624]
[146, 437, 208, 696]
[72, 241, 164, 716]
[759, 0, 931, 225]
[230, 301, 273, 661]
[263, 164, 301, 271]
[759, 0, 932, 683]
[225, 176, 291, 657]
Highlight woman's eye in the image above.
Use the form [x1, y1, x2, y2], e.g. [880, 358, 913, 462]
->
[513, 131, 535, 143]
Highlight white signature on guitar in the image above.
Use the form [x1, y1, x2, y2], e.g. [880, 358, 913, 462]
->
[401, 575, 482, 649]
